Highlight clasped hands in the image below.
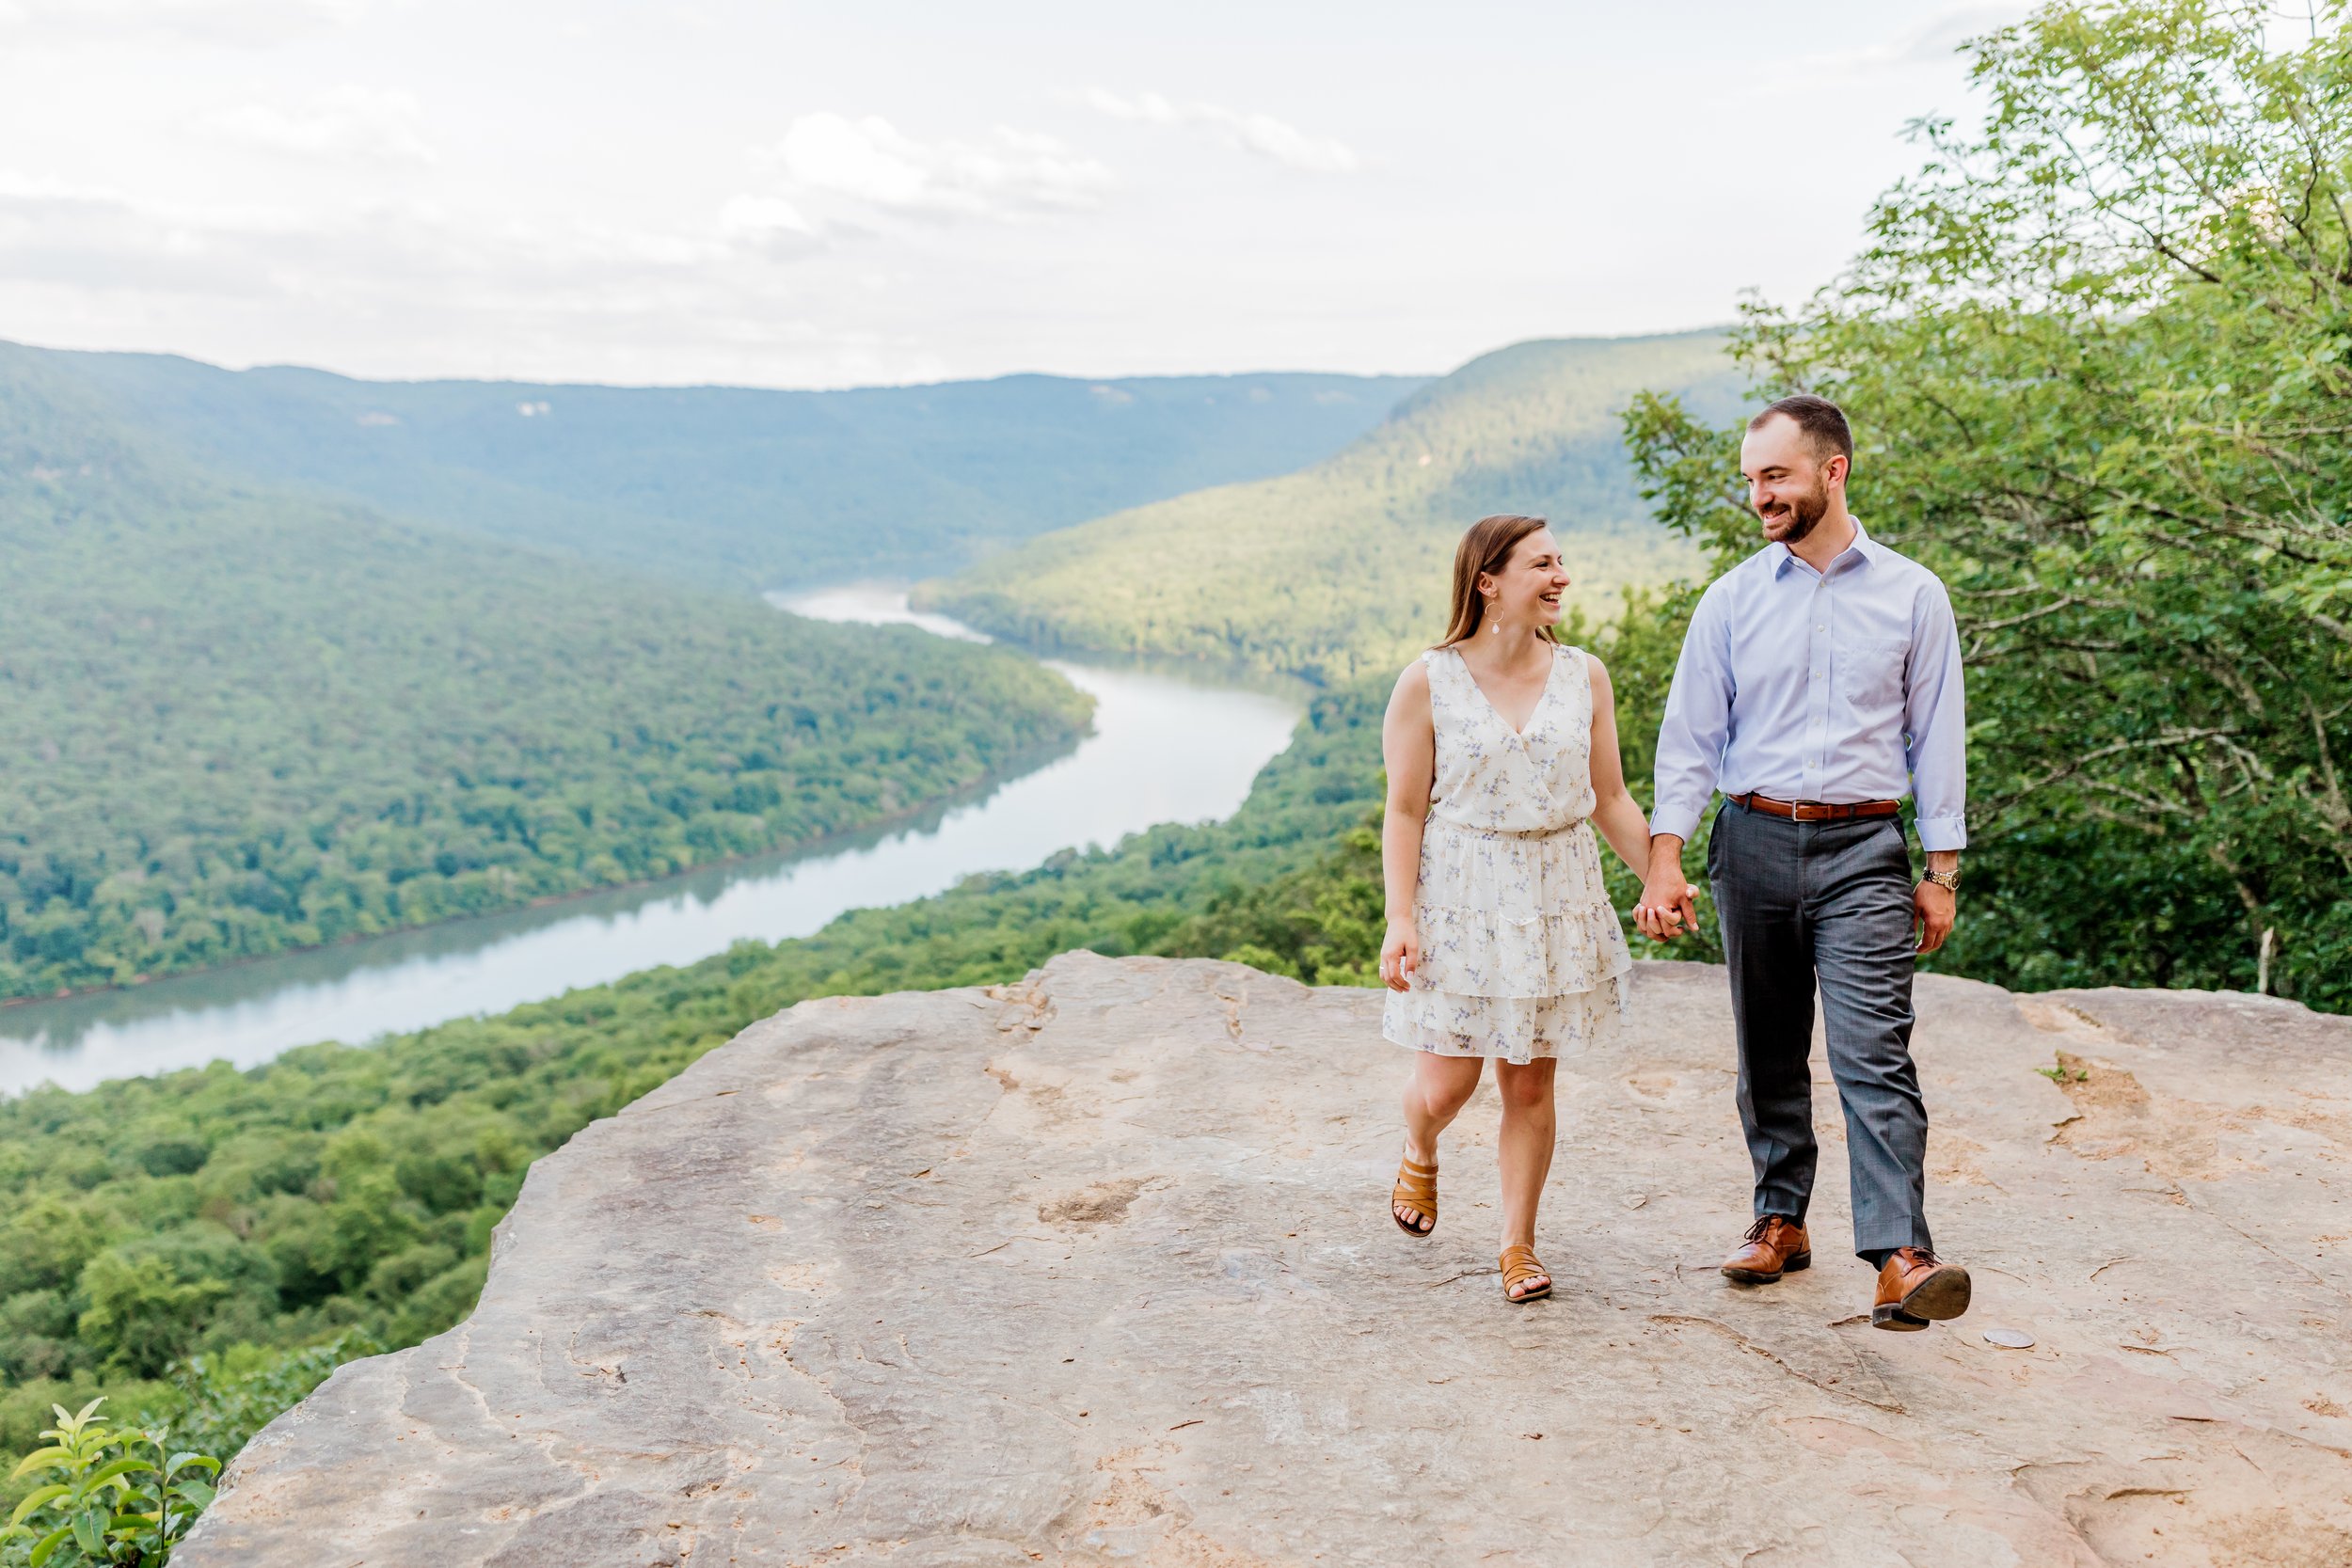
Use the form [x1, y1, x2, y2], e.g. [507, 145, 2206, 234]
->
[1632, 866, 1699, 942]
[1633, 837, 1698, 943]
[1636, 845, 1960, 954]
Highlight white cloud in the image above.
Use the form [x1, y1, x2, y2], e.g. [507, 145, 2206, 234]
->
[0, 170, 760, 306]
[1800, 4, 2033, 75]
[198, 85, 437, 165]
[0, 173, 276, 295]
[0, 4, 2016, 388]
[717, 195, 825, 258]
[1897, 5, 2029, 64]
[769, 112, 1114, 220]
[1083, 89, 1359, 176]
[0, 0, 367, 44]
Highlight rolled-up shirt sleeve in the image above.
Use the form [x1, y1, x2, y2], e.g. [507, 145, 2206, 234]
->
[1650, 587, 1733, 842]
[1904, 580, 1969, 850]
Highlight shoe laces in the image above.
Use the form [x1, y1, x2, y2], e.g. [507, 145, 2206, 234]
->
[1742, 1214, 1793, 1243]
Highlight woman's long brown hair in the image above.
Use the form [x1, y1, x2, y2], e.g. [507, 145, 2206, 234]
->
[1436, 514, 1560, 647]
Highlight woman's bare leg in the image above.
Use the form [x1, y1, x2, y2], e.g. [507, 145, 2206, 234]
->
[1395, 1052, 1484, 1231]
[1494, 1058, 1559, 1296]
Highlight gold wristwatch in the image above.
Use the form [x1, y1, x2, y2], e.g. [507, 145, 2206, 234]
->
[1922, 866, 1963, 893]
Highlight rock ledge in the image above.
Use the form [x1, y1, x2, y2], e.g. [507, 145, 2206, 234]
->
[182, 953, 2352, 1566]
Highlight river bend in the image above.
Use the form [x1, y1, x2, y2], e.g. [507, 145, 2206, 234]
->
[0, 587, 1302, 1094]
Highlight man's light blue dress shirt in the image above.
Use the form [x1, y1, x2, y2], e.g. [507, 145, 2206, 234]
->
[1650, 520, 1968, 852]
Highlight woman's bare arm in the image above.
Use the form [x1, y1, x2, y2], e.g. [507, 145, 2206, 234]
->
[1584, 653, 1652, 875]
[1379, 660, 1435, 990]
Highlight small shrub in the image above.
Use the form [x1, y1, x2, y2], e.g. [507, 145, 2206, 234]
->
[0, 1398, 217, 1567]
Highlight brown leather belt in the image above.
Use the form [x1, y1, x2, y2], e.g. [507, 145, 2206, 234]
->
[1730, 792, 1900, 822]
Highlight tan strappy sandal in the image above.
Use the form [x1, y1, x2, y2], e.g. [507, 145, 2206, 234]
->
[1391, 1151, 1438, 1238]
[1500, 1243, 1551, 1303]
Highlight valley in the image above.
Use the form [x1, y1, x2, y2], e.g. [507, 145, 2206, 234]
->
[0, 347, 1100, 1002]
[0, 587, 1303, 1093]
[40, 345, 1425, 591]
[922, 331, 1740, 683]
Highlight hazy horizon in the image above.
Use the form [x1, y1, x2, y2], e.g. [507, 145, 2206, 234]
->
[1, 2, 2028, 388]
[23, 321, 1743, 394]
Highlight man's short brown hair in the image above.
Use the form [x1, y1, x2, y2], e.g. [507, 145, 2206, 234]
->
[1748, 394, 1853, 467]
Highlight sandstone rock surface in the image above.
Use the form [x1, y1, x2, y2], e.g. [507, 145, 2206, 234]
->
[181, 953, 2352, 1567]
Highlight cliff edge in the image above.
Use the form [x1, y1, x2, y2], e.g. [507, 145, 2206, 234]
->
[179, 952, 2352, 1566]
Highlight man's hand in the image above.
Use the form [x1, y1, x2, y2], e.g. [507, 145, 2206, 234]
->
[1634, 835, 1698, 942]
[1915, 879, 1956, 954]
[1915, 850, 1960, 954]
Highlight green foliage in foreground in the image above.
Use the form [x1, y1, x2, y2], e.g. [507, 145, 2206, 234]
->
[0, 1399, 215, 1568]
[0, 683, 1388, 1489]
[924, 333, 1735, 685]
[0, 345, 1091, 1000]
[1623, 0, 2352, 1008]
[0, 1340, 362, 1530]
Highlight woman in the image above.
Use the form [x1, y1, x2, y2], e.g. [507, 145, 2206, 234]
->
[1379, 514, 1650, 1303]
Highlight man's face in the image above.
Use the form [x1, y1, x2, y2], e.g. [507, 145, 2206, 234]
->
[1740, 414, 1842, 546]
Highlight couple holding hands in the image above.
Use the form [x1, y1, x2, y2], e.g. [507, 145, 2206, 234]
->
[1376, 394, 1973, 1329]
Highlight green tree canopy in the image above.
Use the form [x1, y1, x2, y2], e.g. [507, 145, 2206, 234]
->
[1627, 0, 2352, 1006]
[0, 346, 1093, 999]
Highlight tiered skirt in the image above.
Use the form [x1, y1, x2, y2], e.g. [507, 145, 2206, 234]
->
[1381, 816, 1632, 1063]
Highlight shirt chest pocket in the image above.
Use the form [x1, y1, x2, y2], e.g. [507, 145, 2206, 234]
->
[1838, 637, 1908, 709]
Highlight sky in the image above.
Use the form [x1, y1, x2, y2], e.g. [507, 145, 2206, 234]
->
[0, 1, 2035, 388]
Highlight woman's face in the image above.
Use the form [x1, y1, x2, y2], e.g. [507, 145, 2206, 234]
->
[1481, 528, 1571, 626]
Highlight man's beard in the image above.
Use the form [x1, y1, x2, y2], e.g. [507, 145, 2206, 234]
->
[1757, 480, 1829, 545]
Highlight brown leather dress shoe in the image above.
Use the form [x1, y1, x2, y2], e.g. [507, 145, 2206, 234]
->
[1872, 1247, 1972, 1331]
[1721, 1214, 1811, 1284]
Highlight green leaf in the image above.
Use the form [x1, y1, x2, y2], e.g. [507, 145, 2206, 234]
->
[8, 1486, 70, 1529]
[71, 1506, 106, 1554]
[10, 1447, 71, 1480]
[26, 1522, 73, 1568]
[82, 1457, 156, 1489]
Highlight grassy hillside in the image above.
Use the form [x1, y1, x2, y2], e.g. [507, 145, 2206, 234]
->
[42, 346, 1425, 592]
[0, 345, 1091, 1000]
[919, 333, 1738, 683]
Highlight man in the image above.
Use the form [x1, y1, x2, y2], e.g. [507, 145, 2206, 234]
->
[1634, 394, 1971, 1331]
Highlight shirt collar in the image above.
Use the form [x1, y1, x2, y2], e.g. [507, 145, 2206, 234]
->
[1771, 516, 1876, 578]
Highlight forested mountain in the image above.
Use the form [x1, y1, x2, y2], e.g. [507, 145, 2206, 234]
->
[37, 345, 1424, 591]
[0, 676, 1388, 1468]
[0, 345, 1091, 1001]
[921, 332, 1739, 683]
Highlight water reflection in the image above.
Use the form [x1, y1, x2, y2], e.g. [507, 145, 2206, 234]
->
[0, 590, 1303, 1093]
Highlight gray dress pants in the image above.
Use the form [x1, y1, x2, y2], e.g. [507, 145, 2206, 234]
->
[1707, 799, 1932, 1258]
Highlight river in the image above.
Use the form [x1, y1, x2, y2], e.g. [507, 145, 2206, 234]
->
[0, 586, 1304, 1094]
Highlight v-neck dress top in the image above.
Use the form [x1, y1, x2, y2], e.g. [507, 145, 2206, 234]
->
[1382, 643, 1632, 1062]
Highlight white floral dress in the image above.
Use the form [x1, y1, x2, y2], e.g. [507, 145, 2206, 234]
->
[1382, 643, 1632, 1063]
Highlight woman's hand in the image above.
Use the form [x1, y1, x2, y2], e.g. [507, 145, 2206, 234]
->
[1379, 920, 1422, 992]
